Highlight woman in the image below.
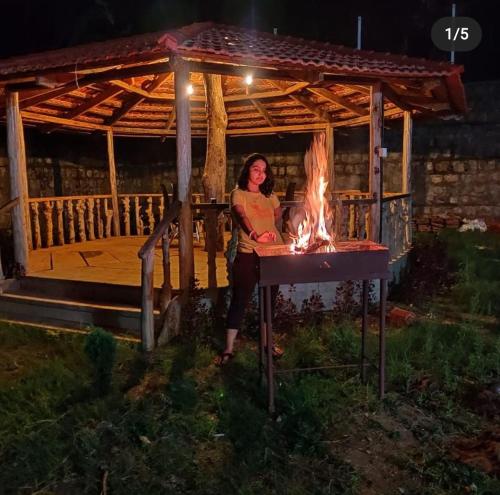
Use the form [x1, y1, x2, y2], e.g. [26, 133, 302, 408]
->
[218, 153, 283, 365]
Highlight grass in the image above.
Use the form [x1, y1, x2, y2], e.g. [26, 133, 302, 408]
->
[0, 230, 499, 494]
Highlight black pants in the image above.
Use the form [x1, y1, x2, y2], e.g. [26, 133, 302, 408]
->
[227, 252, 279, 330]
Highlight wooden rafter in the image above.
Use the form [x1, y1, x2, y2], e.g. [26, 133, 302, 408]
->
[337, 107, 402, 127]
[17, 83, 93, 110]
[288, 94, 332, 123]
[165, 107, 176, 130]
[223, 81, 309, 102]
[338, 84, 371, 96]
[250, 99, 276, 127]
[40, 85, 123, 133]
[106, 73, 170, 126]
[381, 84, 415, 112]
[21, 110, 109, 131]
[307, 87, 368, 116]
[270, 80, 332, 123]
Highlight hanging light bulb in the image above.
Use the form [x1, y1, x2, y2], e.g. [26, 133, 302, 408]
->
[186, 84, 194, 95]
[244, 74, 253, 85]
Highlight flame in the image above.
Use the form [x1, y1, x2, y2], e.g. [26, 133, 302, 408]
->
[291, 133, 335, 252]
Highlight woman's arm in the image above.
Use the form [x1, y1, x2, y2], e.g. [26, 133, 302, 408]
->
[232, 204, 254, 237]
[232, 204, 275, 242]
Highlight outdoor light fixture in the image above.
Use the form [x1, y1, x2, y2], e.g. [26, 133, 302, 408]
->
[244, 74, 253, 85]
[186, 84, 194, 95]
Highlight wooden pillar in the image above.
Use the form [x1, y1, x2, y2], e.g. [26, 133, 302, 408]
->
[6, 92, 30, 272]
[106, 129, 120, 236]
[369, 82, 383, 242]
[203, 73, 228, 287]
[325, 124, 335, 197]
[173, 56, 194, 290]
[402, 111, 413, 194]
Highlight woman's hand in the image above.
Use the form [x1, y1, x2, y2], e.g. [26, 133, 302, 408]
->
[255, 231, 276, 243]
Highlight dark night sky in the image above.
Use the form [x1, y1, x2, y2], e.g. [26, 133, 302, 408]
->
[0, 0, 498, 81]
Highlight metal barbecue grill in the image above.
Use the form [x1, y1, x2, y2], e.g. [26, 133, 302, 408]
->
[255, 240, 390, 414]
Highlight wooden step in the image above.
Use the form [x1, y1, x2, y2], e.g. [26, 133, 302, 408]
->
[4, 276, 163, 307]
[0, 291, 158, 334]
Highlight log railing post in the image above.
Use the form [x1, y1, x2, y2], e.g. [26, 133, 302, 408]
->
[55, 199, 64, 245]
[122, 196, 131, 236]
[6, 92, 30, 272]
[42, 201, 54, 247]
[87, 197, 95, 240]
[67, 199, 76, 243]
[138, 200, 181, 352]
[140, 250, 155, 352]
[30, 202, 41, 249]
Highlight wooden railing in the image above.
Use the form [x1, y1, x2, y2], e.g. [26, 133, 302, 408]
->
[27, 193, 175, 248]
[26, 190, 375, 249]
[26, 191, 411, 266]
[381, 193, 412, 262]
[138, 200, 181, 352]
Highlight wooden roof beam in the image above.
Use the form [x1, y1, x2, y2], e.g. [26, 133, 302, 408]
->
[165, 107, 176, 131]
[288, 94, 332, 123]
[333, 107, 402, 128]
[271, 80, 332, 123]
[40, 85, 124, 133]
[381, 83, 415, 112]
[250, 99, 276, 127]
[107, 73, 170, 126]
[337, 83, 371, 96]
[21, 110, 109, 131]
[306, 87, 368, 116]
[223, 82, 309, 103]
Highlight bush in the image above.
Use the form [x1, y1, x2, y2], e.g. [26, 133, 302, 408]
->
[83, 327, 117, 395]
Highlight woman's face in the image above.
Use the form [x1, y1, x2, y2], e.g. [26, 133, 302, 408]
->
[248, 159, 267, 188]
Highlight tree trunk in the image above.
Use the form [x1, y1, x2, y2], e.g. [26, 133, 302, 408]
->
[202, 74, 227, 284]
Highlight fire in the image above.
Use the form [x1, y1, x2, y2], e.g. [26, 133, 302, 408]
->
[291, 133, 335, 253]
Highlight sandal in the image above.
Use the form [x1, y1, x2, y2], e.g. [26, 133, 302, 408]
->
[215, 352, 234, 367]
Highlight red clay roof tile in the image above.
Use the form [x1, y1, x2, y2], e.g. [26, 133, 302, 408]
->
[0, 22, 462, 79]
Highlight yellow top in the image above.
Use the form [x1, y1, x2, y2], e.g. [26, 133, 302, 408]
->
[230, 188, 284, 253]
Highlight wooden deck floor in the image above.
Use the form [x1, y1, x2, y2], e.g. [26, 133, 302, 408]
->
[28, 236, 230, 289]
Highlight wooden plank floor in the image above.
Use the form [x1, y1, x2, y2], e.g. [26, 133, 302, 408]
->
[29, 236, 230, 289]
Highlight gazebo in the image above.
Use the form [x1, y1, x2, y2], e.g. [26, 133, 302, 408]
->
[0, 22, 466, 339]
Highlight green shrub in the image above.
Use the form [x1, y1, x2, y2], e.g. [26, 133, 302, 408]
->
[83, 327, 117, 395]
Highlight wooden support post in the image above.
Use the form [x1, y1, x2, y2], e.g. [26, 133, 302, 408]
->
[203, 73, 228, 287]
[173, 56, 194, 291]
[6, 92, 30, 272]
[402, 110, 413, 247]
[369, 82, 383, 242]
[402, 111, 413, 194]
[325, 124, 335, 199]
[106, 129, 120, 236]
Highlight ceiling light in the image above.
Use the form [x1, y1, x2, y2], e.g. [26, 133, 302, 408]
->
[244, 74, 253, 85]
[187, 84, 194, 95]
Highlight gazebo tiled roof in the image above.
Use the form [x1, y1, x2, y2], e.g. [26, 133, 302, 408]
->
[0, 22, 466, 137]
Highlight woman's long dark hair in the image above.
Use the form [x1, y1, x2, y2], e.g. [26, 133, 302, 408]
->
[237, 153, 274, 197]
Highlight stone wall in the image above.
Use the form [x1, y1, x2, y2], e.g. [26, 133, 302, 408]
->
[1, 81, 500, 232]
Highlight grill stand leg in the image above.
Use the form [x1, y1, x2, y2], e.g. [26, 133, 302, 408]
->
[361, 279, 368, 383]
[379, 278, 387, 399]
[259, 287, 265, 387]
[265, 285, 275, 414]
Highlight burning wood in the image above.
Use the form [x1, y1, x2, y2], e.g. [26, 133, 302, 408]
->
[290, 133, 335, 253]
